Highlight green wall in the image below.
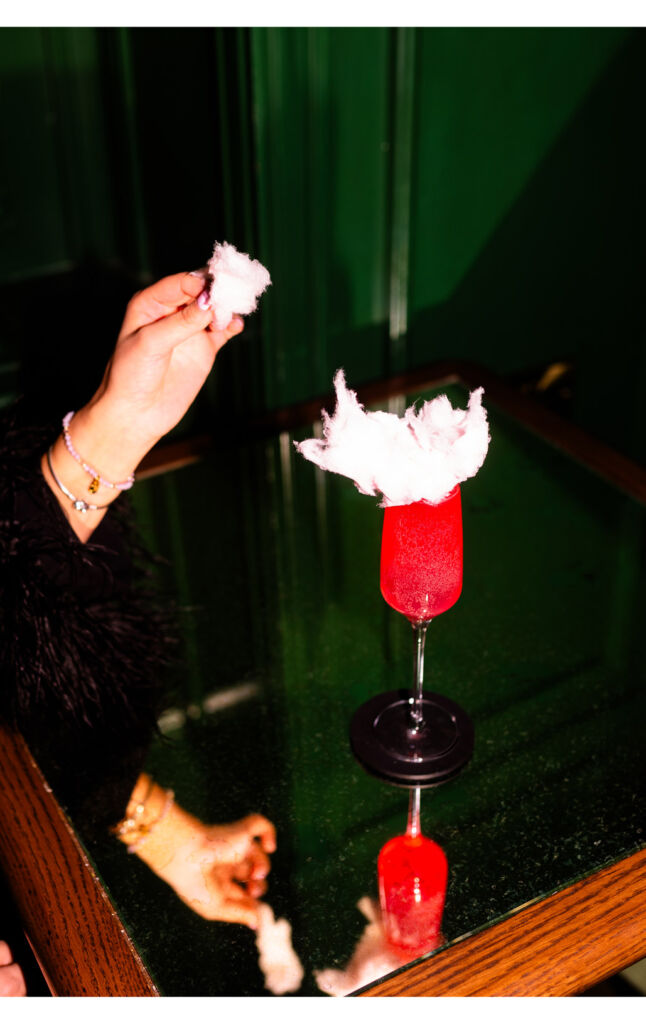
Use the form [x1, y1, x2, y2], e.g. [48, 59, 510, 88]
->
[0, 27, 643, 455]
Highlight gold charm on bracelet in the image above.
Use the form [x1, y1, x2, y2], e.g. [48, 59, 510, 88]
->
[88, 477, 100, 494]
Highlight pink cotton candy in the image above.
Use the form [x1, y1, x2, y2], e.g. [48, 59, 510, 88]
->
[207, 241, 271, 331]
[295, 370, 490, 507]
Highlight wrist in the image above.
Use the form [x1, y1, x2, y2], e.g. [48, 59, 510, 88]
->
[113, 779, 180, 854]
[116, 794, 203, 875]
[70, 397, 156, 481]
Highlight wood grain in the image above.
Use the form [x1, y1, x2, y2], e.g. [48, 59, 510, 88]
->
[360, 846, 646, 996]
[0, 723, 157, 996]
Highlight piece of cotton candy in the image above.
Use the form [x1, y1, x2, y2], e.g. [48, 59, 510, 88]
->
[207, 241, 271, 331]
[294, 369, 490, 507]
[255, 903, 304, 995]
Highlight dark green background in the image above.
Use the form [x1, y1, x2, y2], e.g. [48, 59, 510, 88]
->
[0, 27, 644, 458]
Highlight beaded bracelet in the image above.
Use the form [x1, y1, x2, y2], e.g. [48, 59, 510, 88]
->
[62, 411, 135, 494]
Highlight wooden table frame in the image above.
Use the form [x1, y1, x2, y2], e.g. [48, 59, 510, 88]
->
[1, 360, 645, 996]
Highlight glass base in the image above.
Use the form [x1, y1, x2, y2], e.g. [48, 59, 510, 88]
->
[350, 690, 474, 788]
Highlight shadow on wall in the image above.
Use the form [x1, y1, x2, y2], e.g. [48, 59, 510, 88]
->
[408, 32, 646, 462]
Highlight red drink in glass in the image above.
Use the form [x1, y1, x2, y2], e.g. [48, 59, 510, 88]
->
[380, 487, 463, 622]
[349, 482, 473, 787]
[378, 833, 447, 952]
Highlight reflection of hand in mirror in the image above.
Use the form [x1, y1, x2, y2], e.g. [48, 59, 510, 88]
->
[0, 941, 27, 997]
[114, 774, 276, 929]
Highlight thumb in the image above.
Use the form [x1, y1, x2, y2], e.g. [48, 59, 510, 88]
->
[137, 291, 213, 354]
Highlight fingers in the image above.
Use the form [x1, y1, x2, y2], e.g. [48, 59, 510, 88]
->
[209, 314, 244, 339]
[218, 900, 260, 929]
[241, 814, 277, 855]
[208, 876, 262, 929]
[248, 845, 272, 882]
[247, 879, 268, 899]
[232, 856, 269, 899]
[0, 945, 26, 997]
[0, 963, 27, 997]
[138, 303, 245, 361]
[120, 271, 209, 337]
[137, 295, 214, 356]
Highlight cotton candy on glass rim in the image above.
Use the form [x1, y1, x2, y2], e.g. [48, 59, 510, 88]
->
[294, 369, 491, 507]
[207, 241, 272, 331]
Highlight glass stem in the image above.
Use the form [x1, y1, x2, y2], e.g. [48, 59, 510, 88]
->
[406, 786, 421, 838]
[409, 620, 431, 733]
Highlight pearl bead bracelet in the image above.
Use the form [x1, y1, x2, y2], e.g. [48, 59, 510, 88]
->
[62, 411, 135, 495]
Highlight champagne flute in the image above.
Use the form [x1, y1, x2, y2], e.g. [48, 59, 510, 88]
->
[350, 487, 474, 786]
[378, 787, 447, 954]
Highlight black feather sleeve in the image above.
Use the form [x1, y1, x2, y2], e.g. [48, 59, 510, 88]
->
[0, 404, 177, 828]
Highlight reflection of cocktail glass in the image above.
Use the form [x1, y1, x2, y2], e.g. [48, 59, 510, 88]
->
[378, 789, 447, 954]
[350, 487, 474, 787]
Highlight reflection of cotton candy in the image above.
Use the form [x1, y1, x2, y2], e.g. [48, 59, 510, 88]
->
[256, 903, 304, 995]
[207, 241, 271, 330]
[295, 370, 490, 507]
[315, 897, 405, 997]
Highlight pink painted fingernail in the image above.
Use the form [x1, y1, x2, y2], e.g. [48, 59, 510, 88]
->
[197, 290, 211, 311]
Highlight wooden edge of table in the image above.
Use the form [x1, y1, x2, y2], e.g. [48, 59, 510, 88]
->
[358, 845, 646, 997]
[0, 721, 157, 996]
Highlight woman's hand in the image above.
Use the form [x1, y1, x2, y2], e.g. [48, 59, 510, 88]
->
[87, 270, 244, 454]
[42, 271, 243, 540]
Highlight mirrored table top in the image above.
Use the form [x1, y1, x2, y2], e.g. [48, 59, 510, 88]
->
[38, 366, 646, 996]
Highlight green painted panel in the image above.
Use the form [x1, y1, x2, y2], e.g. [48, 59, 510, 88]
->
[0, 28, 70, 281]
[0, 26, 643, 462]
[251, 27, 392, 409]
[0, 28, 124, 284]
[248, 23, 643, 459]
[406, 28, 645, 460]
[44, 28, 119, 267]
[410, 27, 627, 311]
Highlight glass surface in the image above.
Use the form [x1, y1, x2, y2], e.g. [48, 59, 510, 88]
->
[42, 383, 646, 995]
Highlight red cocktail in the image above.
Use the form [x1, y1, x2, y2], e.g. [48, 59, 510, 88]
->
[380, 488, 463, 622]
[350, 484, 474, 786]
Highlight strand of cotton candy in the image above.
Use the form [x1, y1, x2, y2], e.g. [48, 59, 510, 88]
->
[294, 370, 490, 507]
[314, 897, 404, 997]
[255, 903, 304, 995]
[207, 241, 271, 331]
